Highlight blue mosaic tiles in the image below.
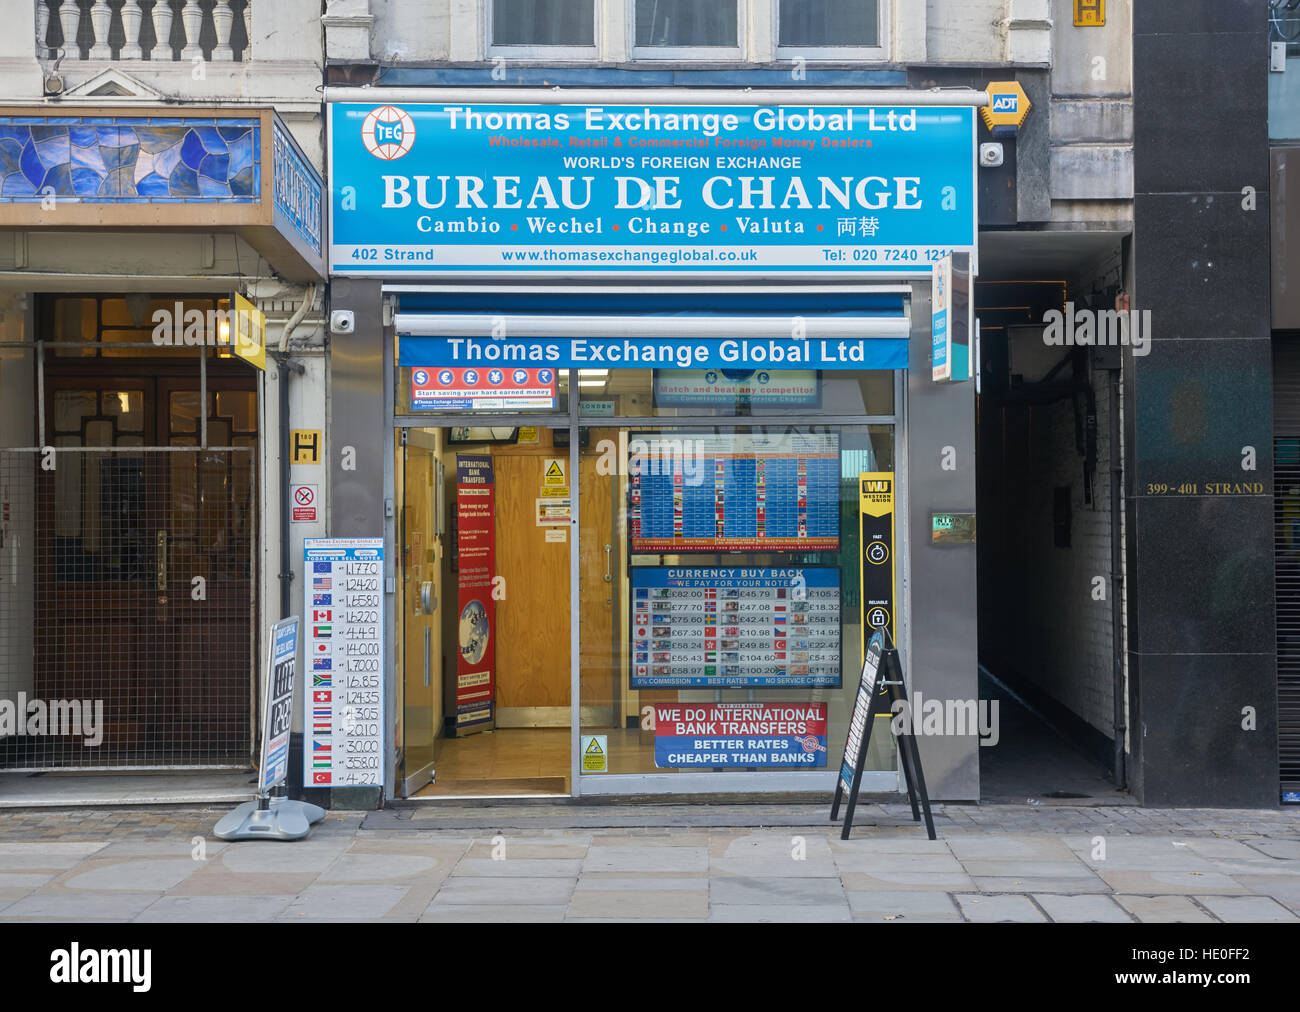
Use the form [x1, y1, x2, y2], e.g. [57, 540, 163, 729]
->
[0, 117, 261, 203]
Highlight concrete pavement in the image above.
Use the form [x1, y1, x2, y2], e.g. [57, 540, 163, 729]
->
[0, 801, 1296, 922]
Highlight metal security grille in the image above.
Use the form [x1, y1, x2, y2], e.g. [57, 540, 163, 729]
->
[1274, 339, 1300, 794]
[0, 445, 256, 769]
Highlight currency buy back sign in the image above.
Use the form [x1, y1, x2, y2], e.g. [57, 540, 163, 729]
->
[329, 103, 976, 277]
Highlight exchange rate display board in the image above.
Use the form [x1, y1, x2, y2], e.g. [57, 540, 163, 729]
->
[628, 432, 840, 553]
[630, 567, 841, 688]
[303, 538, 385, 788]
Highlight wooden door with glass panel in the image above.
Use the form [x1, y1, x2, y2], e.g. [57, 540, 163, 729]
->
[36, 370, 256, 765]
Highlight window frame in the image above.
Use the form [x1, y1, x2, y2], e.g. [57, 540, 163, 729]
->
[485, 0, 601, 61]
[628, 0, 746, 62]
[773, 0, 890, 63]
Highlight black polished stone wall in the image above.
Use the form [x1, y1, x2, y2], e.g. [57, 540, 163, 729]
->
[1129, 2, 1278, 805]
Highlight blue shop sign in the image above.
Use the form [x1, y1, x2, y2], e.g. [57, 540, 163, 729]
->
[329, 102, 976, 277]
[398, 335, 909, 371]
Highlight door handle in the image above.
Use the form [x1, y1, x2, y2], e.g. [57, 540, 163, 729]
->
[156, 530, 167, 593]
[155, 530, 168, 622]
[424, 626, 431, 687]
[603, 543, 612, 583]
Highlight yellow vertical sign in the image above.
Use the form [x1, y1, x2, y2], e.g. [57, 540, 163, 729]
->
[858, 472, 896, 665]
[1073, 0, 1104, 27]
[232, 292, 266, 371]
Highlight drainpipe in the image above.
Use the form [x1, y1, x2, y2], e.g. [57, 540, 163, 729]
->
[1108, 362, 1127, 791]
[272, 283, 317, 618]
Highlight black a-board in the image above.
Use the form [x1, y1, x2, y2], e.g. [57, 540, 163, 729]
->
[831, 630, 936, 840]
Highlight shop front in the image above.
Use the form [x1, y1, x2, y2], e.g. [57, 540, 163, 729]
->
[0, 106, 324, 776]
[322, 89, 981, 803]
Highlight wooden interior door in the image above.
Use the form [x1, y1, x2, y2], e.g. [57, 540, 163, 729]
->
[35, 372, 255, 765]
[490, 433, 571, 714]
[35, 378, 154, 762]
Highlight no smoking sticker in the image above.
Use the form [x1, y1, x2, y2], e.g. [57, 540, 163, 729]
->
[291, 484, 318, 522]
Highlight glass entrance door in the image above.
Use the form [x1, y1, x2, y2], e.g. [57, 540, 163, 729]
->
[397, 425, 572, 797]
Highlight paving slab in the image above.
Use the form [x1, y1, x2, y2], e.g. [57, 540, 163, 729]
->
[430, 876, 576, 906]
[832, 853, 967, 874]
[972, 874, 1110, 893]
[711, 876, 846, 906]
[839, 871, 976, 891]
[450, 858, 583, 878]
[710, 857, 840, 878]
[464, 841, 588, 860]
[220, 841, 352, 874]
[946, 835, 1079, 861]
[955, 894, 1046, 922]
[709, 903, 851, 922]
[169, 869, 321, 897]
[1245, 839, 1300, 860]
[846, 890, 962, 921]
[1193, 895, 1299, 923]
[92, 839, 230, 859]
[0, 872, 57, 889]
[136, 894, 295, 922]
[1114, 895, 1217, 923]
[1095, 870, 1248, 895]
[0, 891, 161, 921]
[567, 889, 708, 919]
[279, 884, 414, 920]
[61, 858, 200, 893]
[317, 853, 441, 883]
[583, 845, 709, 873]
[420, 904, 566, 922]
[574, 876, 709, 891]
[1033, 894, 1133, 922]
[958, 859, 1096, 879]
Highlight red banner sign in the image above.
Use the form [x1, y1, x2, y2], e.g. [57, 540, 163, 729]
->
[455, 455, 496, 732]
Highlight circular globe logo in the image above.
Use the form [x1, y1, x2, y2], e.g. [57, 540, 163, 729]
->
[361, 105, 415, 160]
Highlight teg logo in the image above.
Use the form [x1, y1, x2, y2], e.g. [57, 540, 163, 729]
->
[362, 105, 415, 160]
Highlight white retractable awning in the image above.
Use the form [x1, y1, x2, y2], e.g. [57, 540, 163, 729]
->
[393, 313, 909, 340]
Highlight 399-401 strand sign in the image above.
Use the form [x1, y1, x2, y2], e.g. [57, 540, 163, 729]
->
[328, 103, 977, 277]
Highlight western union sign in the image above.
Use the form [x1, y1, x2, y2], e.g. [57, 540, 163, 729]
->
[859, 472, 896, 663]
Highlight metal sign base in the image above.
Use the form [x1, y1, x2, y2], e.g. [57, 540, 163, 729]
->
[213, 797, 327, 842]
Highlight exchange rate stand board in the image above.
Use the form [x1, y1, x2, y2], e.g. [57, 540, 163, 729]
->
[831, 630, 936, 841]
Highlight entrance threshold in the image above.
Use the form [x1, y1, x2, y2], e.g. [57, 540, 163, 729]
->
[0, 770, 255, 809]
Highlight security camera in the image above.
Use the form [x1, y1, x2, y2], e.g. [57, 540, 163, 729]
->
[330, 310, 355, 335]
[980, 143, 1004, 168]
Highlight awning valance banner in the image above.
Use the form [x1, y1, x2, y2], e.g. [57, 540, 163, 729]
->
[397, 334, 908, 371]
